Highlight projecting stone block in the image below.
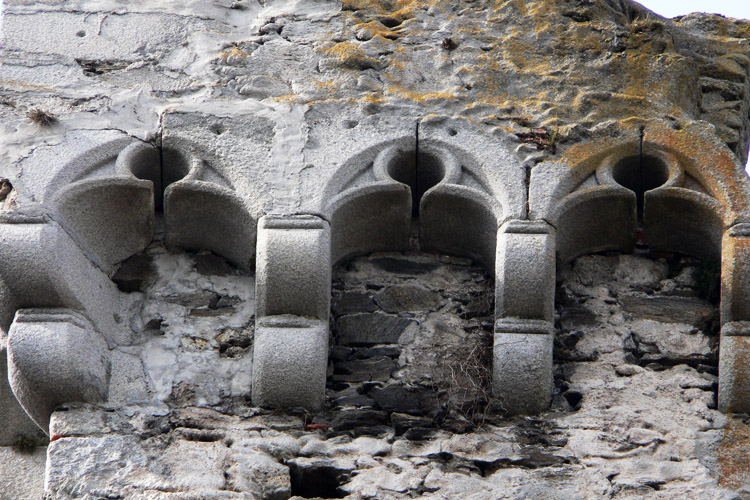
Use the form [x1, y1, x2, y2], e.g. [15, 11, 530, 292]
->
[52, 176, 154, 271]
[718, 225, 750, 413]
[7, 309, 110, 433]
[0, 218, 125, 345]
[719, 323, 750, 412]
[252, 316, 328, 410]
[0, 338, 45, 445]
[492, 319, 553, 415]
[495, 220, 556, 322]
[721, 224, 750, 323]
[256, 215, 331, 320]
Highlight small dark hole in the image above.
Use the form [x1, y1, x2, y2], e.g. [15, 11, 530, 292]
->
[289, 462, 349, 498]
[380, 17, 402, 28]
[76, 30, 86, 37]
[563, 390, 583, 409]
[448, 128, 457, 136]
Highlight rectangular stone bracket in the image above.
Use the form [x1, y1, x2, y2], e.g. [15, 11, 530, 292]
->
[495, 220, 556, 322]
[256, 215, 331, 320]
[719, 227, 750, 412]
[492, 318, 554, 415]
[719, 336, 750, 413]
[251, 315, 328, 410]
[721, 224, 750, 323]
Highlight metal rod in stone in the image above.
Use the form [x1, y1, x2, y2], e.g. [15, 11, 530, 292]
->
[638, 124, 646, 226]
[414, 121, 420, 219]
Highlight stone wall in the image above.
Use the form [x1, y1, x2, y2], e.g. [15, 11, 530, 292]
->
[3, 0, 750, 498]
[34, 249, 748, 499]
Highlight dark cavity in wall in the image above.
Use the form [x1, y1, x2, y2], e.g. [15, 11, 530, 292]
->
[611, 153, 669, 224]
[386, 147, 446, 218]
[288, 461, 349, 499]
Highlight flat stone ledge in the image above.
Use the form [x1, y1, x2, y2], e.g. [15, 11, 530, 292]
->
[499, 219, 554, 235]
[494, 318, 554, 334]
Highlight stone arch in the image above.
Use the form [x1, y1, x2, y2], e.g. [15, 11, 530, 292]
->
[323, 137, 502, 269]
[547, 143, 729, 265]
[48, 140, 256, 273]
[252, 137, 506, 412]
[1, 137, 261, 437]
[531, 128, 750, 413]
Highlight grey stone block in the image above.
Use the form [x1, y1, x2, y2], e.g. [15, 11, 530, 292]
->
[719, 334, 750, 412]
[373, 285, 442, 313]
[721, 224, 750, 324]
[495, 220, 556, 322]
[492, 319, 553, 416]
[251, 316, 328, 410]
[643, 187, 725, 261]
[0, 220, 126, 346]
[256, 215, 331, 319]
[0, 339, 45, 445]
[620, 296, 715, 327]
[554, 186, 636, 265]
[327, 183, 411, 265]
[7, 309, 110, 433]
[421, 183, 499, 270]
[336, 313, 416, 347]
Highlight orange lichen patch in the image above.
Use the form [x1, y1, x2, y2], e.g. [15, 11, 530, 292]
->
[219, 46, 249, 64]
[269, 94, 299, 104]
[383, 81, 458, 104]
[0, 80, 58, 91]
[324, 41, 381, 70]
[340, 0, 431, 24]
[359, 93, 387, 104]
[355, 20, 404, 40]
[718, 413, 750, 489]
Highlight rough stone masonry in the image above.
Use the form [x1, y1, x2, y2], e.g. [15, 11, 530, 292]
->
[2, 0, 750, 498]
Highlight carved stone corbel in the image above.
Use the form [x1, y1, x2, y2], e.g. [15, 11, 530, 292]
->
[252, 215, 331, 410]
[493, 219, 556, 414]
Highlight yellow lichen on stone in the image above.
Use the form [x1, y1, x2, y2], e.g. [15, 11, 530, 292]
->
[219, 46, 249, 65]
[324, 41, 381, 70]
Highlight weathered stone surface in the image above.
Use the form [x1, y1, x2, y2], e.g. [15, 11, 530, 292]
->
[336, 313, 416, 346]
[373, 284, 442, 313]
[620, 295, 717, 327]
[369, 385, 440, 416]
[330, 408, 389, 431]
[331, 291, 378, 315]
[3, 0, 750, 497]
[331, 356, 396, 383]
[0, 445, 46, 500]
